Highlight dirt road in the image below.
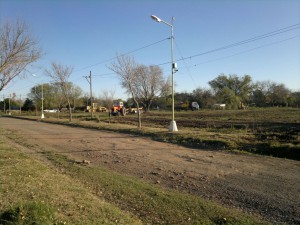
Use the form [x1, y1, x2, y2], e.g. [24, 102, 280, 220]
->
[1, 117, 299, 224]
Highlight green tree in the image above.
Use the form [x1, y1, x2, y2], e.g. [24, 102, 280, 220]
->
[268, 83, 290, 106]
[209, 74, 253, 109]
[289, 91, 300, 107]
[22, 98, 35, 111]
[192, 88, 214, 108]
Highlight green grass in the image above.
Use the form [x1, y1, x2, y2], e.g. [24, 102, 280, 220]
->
[0, 202, 55, 225]
[39, 151, 268, 225]
[0, 129, 268, 224]
[0, 131, 142, 225]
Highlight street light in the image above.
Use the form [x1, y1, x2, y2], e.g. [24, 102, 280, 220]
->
[32, 74, 44, 119]
[151, 15, 178, 132]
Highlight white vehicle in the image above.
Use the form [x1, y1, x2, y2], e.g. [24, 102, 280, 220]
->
[191, 102, 199, 110]
[44, 109, 59, 113]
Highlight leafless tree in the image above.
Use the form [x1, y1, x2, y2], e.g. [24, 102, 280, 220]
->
[45, 62, 74, 121]
[0, 20, 42, 92]
[109, 55, 142, 128]
[135, 65, 165, 111]
[101, 89, 115, 109]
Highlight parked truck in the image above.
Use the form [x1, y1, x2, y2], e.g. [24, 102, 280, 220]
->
[86, 103, 108, 112]
[175, 101, 199, 111]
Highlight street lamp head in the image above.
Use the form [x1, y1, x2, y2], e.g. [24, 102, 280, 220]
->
[151, 15, 161, 23]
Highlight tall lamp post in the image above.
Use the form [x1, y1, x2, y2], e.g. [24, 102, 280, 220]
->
[32, 74, 44, 119]
[41, 83, 44, 119]
[151, 15, 178, 132]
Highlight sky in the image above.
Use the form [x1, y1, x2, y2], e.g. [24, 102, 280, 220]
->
[1, 0, 300, 101]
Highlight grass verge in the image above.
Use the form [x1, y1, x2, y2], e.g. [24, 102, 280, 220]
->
[0, 130, 141, 225]
[41, 151, 269, 224]
[0, 128, 269, 224]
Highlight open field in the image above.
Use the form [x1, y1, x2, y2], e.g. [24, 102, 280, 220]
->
[13, 107, 300, 160]
[1, 115, 299, 224]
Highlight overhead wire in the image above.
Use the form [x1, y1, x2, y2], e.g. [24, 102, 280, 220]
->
[74, 37, 170, 72]
[185, 34, 300, 69]
[157, 23, 300, 66]
[73, 23, 300, 81]
[174, 39, 198, 89]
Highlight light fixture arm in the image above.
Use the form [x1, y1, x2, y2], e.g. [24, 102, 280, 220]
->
[151, 15, 173, 27]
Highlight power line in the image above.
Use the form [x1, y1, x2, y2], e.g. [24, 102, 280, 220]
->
[157, 23, 300, 66]
[174, 40, 197, 89]
[186, 34, 300, 69]
[68, 23, 300, 85]
[74, 37, 169, 72]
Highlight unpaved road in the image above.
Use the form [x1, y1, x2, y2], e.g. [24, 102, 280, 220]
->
[1, 117, 299, 224]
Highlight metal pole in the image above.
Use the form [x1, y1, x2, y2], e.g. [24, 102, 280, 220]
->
[85, 71, 93, 118]
[169, 17, 178, 132]
[41, 84, 45, 119]
[8, 94, 11, 115]
[151, 15, 178, 131]
[35, 86, 37, 116]
[3, 94, 5, 113]
[73, 86, 75, 113]
[19, 94, 21, 115]
[171, 18, 175, 122]
[89, 71, 93, 118]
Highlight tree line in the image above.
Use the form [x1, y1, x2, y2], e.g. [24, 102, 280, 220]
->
[1, 71, 299, 112]
[171, 75, 300, 110]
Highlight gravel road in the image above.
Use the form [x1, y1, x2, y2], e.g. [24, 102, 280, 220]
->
[1, 117, 299, 224]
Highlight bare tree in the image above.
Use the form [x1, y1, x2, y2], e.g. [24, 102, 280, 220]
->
[45, 62, 74, 121]
[109, 55, 142, 128]
[0, 20, 42, 91]
[135, 65, 165, 111]
[100, 89, 115, 124]
[101, 89, 115, 109]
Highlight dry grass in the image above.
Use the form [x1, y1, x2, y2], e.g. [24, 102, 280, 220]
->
[0, 130, 142, 225]
[0, 128, 268, 224]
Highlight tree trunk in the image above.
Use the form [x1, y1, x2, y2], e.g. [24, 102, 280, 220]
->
[134, 99, 142, 129]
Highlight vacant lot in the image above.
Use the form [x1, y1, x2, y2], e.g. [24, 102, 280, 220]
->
[40, 107, 300, 160]
[0, 116, 299, 224]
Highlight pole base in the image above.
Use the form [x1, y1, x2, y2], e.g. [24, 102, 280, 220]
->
[169, 120, 178, 132]
[41, 113, 45, 119]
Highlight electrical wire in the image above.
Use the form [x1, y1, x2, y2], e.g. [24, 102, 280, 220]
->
[174, 40, 197, 88]
[74, 37, 170, 72]
[157, 23, 300, 66]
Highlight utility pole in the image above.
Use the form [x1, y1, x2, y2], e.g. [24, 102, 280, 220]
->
[8, 94, 11, 115]
[19, 94, 22, 115]
[73, 86, 75, 113]
[34, 86, 37, 116]
[85, 71, 93, 118]
[3, 94, 5, 113]
[41, 83, 44, 119]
